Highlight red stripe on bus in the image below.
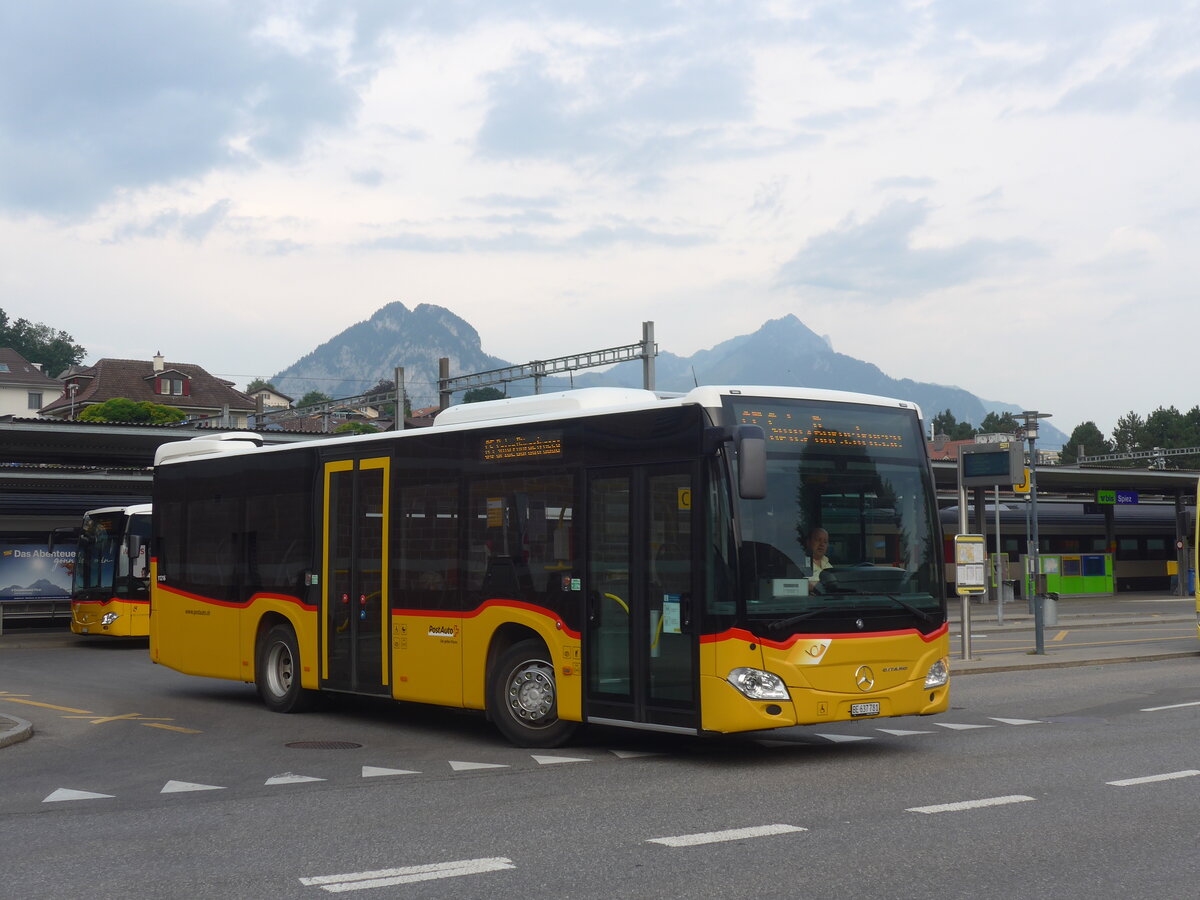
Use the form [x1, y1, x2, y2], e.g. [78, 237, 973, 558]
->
[156, 586, 316, 612]
[391, 599, 581, 640]
[700, 621, 949, 650]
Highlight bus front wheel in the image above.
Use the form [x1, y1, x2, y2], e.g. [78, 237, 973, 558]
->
[489, 639, 576, 748]
[256, 623, 314, 713]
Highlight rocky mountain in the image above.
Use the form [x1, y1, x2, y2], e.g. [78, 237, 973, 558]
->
[271, 303, 1067, 446]
[271, 302, 508, 405]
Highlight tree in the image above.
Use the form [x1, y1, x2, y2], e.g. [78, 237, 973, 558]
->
[464, 387, 505, 403]
[930, 409, 974, 441]
[245, 378, 277, 394]
[298, 390, 332, 409]
[1111, 411, 1145, 453]
[0, 308, 86, 376]
[1060, 421, 1114, 465]
[978, 411, 1019, 434]
[77, 398, 186, 424]
[334, 421, 380, 435]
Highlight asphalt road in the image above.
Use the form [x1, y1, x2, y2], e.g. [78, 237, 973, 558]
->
[3, 634, 1200, 899]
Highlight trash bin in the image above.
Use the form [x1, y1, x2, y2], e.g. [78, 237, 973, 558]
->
[1043, 592, 1058, 627]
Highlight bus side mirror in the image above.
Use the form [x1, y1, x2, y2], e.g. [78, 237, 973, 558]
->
[127, 535, 143, 560]
[734, 425, 766, 499]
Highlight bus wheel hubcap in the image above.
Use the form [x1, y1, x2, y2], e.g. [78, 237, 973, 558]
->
[508, 662, 554, 724]
[269, 644, 293, 695]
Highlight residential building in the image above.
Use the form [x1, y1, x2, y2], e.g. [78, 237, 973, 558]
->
[39, 352, 256, 427]
[0, 348, 64, 417]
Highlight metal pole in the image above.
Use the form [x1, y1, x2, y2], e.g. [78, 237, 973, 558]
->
[958, 482, 971, 659]
[1025, 413, 1045, 655]
[995, 483, 1004, 626]
[642, 321, 656, 391]
[394, 367, 405, 431]
[438, 357, 451, 411]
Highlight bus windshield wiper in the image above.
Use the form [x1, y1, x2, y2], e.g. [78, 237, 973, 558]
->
[765, 608, 827, 633]
[865, 593, 934, 623]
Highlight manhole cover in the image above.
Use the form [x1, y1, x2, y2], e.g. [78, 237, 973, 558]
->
[285, 740, 363, 750]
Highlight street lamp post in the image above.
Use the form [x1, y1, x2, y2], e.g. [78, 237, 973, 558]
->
[1022, 410, 1051, 655]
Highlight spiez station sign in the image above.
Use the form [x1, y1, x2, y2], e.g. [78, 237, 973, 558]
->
[1096, 489, 1139, 505]
[958, 441, 1025, 487]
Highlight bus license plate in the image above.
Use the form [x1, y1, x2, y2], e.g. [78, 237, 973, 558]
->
[850, 702, 880, 717]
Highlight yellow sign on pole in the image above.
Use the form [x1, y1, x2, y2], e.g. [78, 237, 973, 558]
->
[1012, 468, 1031, 494]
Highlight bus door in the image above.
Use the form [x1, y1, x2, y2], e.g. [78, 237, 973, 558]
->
[585, 464, 697, 732]
[321, 456, 391, 695]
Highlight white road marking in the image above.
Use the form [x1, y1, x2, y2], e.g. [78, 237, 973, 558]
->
[161, 780, 224, 793]
[935, 722, 993, 731]
[876, 728, 934, 736]
[1140, 701, 1200, 712]
[300, 857, 515, 892]
[361, 766, 419, 778]
[448, 760, 508, 771]
[265, 773, 326, 785]
[43, 788, 115, 803]
[610, 749, 662, 758]
[648, 824, 806, 847]
[989, 717, 1043, 725]
[1106, 770, 1200, 787]
[907, 795, 1035, 815]
[815, 733, 873, 743]
[531, 754, 590, 765]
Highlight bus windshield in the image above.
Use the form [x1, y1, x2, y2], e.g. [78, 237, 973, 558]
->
[73, 510, 150, 600]
[727, 397, 943, 634]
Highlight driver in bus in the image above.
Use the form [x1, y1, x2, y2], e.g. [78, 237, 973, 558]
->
[805, 527, 833, 588]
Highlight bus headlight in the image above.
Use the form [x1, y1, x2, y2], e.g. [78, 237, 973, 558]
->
[728, 667, 790, 701]
[101, 612, 120, 626]
[924, 658, 949, 689]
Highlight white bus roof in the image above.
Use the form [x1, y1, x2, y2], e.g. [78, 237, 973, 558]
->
[155, 385, 923, 465]
[83, 503, 152, 517]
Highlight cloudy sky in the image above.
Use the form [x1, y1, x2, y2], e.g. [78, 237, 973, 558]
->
[2, 0, 1197, 435]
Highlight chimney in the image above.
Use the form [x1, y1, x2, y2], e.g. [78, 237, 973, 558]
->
[153, 351, 164, 373]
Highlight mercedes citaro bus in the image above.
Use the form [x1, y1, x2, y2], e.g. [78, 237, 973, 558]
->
[150, 386, 949, 746]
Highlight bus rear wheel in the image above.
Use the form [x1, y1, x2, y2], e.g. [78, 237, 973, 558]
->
[256, 623, 314, 713]
[489, 639, 576, 748]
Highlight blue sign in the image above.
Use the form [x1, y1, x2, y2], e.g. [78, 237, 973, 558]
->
[1116, 491, 1139, 505]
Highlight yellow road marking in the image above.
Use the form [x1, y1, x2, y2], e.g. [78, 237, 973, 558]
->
[1051, 630, 1068, 642]
[1, 697, 93, 714]
[142, 723, 202, 734]
[62, 712, 172, 725]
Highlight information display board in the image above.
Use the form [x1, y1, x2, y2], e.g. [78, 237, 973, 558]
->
[954, 534, 987, 596]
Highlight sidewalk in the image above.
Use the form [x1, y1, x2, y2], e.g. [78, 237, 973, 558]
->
[949, 590, 1199, 674]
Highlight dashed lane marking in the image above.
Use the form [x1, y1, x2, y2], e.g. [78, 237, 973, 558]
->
[143, 722, 202, 734]
[989, 717, 1043, 725]
[362, 766, 419, 778]
[1140, 701, 1200, 712]
[300, 857, 515, 892]
[43, 788, 115, 803]
[815, 733, 873, 743]
[1106, 770, 1200, 787]
[448, 760, 508, 771]
[876, 728, 935, 736]
[647, 824, 807, 847]
[532, 754, 591, 765]
[907, 794, 1035, 815]
[266, 773, 326, 785]
[62, 712, 173, 725]
[935, 722, 993, 731]
[161, 780, 225, 793]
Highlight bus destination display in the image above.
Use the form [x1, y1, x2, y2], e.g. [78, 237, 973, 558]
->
[482, 431, 564, 462]
[733, 402, 910, 452]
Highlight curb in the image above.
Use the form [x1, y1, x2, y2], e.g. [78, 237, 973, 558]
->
[0, 714, 33, 749]
[953, 650, 1200, 676]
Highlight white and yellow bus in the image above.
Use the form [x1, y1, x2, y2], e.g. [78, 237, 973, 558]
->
[150, 386, 949, 746]
[69, 504, 152, 636]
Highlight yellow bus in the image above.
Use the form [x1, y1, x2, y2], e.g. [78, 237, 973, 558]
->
[150, 387, 949, 746]
[69, 504, 152, 637]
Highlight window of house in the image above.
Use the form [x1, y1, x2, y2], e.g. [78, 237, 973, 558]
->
[27, 392, 42, 410]
[160, 377, 184, 396]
